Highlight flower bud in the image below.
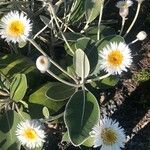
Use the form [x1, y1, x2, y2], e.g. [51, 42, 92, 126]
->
[136, 31, 147, 41]
[36, 55, 50, 73]
[116, 0, 133, 18]
[119, 8, 129, 18]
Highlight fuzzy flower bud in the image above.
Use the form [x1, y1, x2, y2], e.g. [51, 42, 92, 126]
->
[36, 55, 50, 73]
[119, 8, 129, 18]
[136, 31, 147, 41]
[116, 0, 133, 18]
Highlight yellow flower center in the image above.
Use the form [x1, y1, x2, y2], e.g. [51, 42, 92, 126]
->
[23, 128, 38, 140]
[108, 50, 123, 66]
[7, 20, 25, 36]
[101, 128, 118, 145]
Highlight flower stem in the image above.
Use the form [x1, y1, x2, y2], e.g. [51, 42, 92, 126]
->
[33, 25, 48, 39]
[56, 16, 76, 33]
[97, 1, 104, 41]
[46, 70, 80, 87]
[28, 39, 78, 83]
[119, 17, 125, 36]
[86, 73, 110, 83]
[48, 3, 74, 54]
[128, 38, 138, 45]
[80, 22, 89, 33]
[63, 0, 78, 32]
[124, 3, 141, 38]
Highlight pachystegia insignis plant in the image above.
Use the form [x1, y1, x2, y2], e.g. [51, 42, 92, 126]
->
[0, 0, 147, 150]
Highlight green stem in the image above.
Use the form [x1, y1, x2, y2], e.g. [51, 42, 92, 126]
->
[124, 3, 141, 38]
[86, 73, 110, 83]
[97, 1, 104, 41]
[46, 70, 80, 87]
[28, 39, 78, 83]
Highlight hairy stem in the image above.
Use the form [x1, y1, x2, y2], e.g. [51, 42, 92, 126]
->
[86, 73, 110, 83]
[48, 3, 74, 54]
[28, 39, 78, 83]
[124, 3, 141, 38]
[97, 1, 104, 40]
[46, 70, 80, 87]
[119, 17, 126, 36]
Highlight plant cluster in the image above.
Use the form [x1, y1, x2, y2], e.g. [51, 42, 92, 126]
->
[0, 0, 147, 150]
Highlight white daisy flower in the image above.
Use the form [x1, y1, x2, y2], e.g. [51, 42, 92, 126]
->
[99, 42, 132, 75]
[0, 11, 32, 43]
[36, 55, 50, 73]
[16, 120, 46, 149]
[116, 0, 133, 9]
[91, 117, 126, 150]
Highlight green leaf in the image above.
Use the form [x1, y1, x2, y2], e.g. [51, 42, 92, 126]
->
[18, 41, 27, 48]
[96, 35, 125, 51]
[82, 136, 95, 147]
[85, 25, 116, 41]
[70, 0, 85, 24]
[62, 32, 83, 42]
[74, 49, 90, 79]
[91, 75, 119, 89]
[10, 74, 27, 102]
[64, 90, 100, 146]
[62, 131, 95, 147]
[29, 82, 66, 115]
[67, 66, 76, 78]
[0, 73, 10, 91]
[40, 15, 52, 29]
[0, 54, 45, 89]
[85, 0, 102, 23]
[46, 82, 76, 101]
[64, 42, 76, 56]
[101, 76, 119, 88]
[42, 107, 50, 119]
[0, 110, 30, 150]
[75, 37, 98, 73]
[62, 132, 70, 142]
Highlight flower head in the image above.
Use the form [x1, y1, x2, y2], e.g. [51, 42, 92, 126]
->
[99, 42, 132, 75]
[91, 117, 126, 150]
[116, 0, 133, 18]
[16, 120, 46, 149]
[36, 55, 50, 73]
[136, 31, 147, 41]
[116, 0, 133, 9]
[0, 11, 32, 43]
[119, 7, 129, 18]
